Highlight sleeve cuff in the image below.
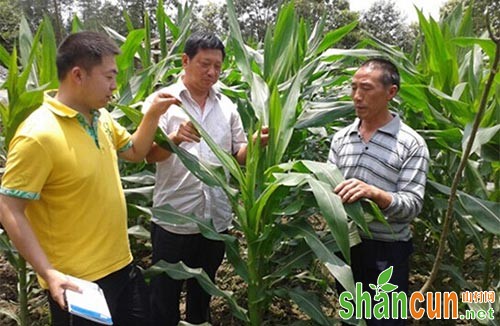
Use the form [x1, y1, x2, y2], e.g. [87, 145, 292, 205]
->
[118, 140, 133, 153]
[0, 187, 40, 200]
[381, 193, 398, 216]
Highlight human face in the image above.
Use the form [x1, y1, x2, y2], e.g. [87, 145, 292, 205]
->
[350, 66, 397, 122]
[80, 55, 118, 110]
[182, 48, 223, 94]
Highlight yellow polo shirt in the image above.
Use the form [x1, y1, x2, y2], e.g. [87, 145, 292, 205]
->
[0, 92, 133, 288]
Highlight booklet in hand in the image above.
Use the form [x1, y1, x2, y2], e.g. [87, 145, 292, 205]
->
[65, 275, 113, 325]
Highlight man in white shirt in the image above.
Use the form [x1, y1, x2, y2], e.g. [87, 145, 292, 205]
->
[143, 32, 266, 326]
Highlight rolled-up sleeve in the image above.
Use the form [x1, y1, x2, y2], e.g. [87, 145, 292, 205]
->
[383, 144, 429, 223]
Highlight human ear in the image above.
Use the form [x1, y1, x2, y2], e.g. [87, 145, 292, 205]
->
[181, 53, 189, 68]
[387, 84, 398, 100]
[69, 67, 85, 84]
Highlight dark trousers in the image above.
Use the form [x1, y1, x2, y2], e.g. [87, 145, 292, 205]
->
[48, 263, 151, 326]
[338, 239, 413, 326]
[150, 223, 226, 326]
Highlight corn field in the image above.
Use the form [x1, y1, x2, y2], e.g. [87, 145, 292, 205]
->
[0, 0, 499, 325]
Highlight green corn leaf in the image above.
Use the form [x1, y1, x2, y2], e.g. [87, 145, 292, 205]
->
[458, 194, 500, 236]
[39, 16, 58, 88]
[249, 74, 270, 125]
[281, 221, 355, 295]
[156, 0, 167, 57]
[429, 181, 500, 235]
[268, 240, 315, 281]
[226, 0, 252, 79]
[5, 47, 18, 118]
[140, 12, 152, 69]
[168, 3, 192, 57]
[272, 62, 315, 165]
[288, 287, 332, 326]
[0, 231, 20, 268]
[248, 171, 309, 230]
[314, 20, 358, 55]
[268, 3, 297, 86]
[145, 260, 248, 323]
[295, 101, 354, 129]
[18, 16, 34, 69]
[299, 160, 371, 236]
[116, 105, 234, 195]
[179, 105, 245, 187]
[5, 88, 44, 147]
[150, 204, 248, 282]
[121, 170, 155, 185]
[17, 22, 43, 92]
[321, 48, 380, 62]
[462, 124, 500, 156]
[71, 14, 84, 33]
[308, 178, 350, 264]
[452, 37, 496, 63]
[123, 10, 134, 31]
[123, 185, 153, 201]
[428, 86, 473, 123]
[164, 12, 180, 39]
[116, 29, 145, 73]
[0, 42, 11, 67]
[127, 225, 150, 240]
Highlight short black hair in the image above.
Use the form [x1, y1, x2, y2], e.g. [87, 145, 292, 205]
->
[184, 32, 225, 60]
[56, 31, 120, 81]
[360, 58, 400, 90]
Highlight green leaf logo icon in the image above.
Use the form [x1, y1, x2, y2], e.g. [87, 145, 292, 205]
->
[369, 266, 399, 298]
[377, 266, 393, 285]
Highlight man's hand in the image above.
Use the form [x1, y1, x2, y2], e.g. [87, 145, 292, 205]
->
[334, 178, 376, 204]
[45, 269, 81, 310]
[334, 178, 392, 209]
[172, 120, 201, 145]
[252, 126, 269, 147]
[148, 91, 181, 118]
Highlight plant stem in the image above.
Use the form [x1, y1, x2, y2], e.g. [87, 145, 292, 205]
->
[482, 234, 494, 290]
[420, 30, 500, 293]
[18, 257, 29, 326]
[246, 244, 262, 326]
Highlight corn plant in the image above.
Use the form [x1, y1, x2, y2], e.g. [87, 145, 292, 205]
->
[119, 1, 388, 325]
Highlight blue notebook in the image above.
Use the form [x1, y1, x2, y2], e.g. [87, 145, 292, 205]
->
[65, 276, 113, 325]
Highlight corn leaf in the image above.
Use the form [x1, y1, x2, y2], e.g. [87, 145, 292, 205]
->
[314, 20, 358, 55]
[145, 260, 249, 323]
[150, 204, 249, 282]
[179, 106, 245, 187]
[308, 178, 350, 264]
[288, 287, 332, 326]
[281, 221, 355, 295]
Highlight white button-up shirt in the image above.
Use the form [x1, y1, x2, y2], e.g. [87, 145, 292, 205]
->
[142, 78, 247, 234]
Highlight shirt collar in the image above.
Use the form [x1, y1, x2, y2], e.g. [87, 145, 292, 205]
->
[171, 75, 222, 101]
[347, 112, 400, 136]
[44, 90, 101, 119]
[378, 113, 400, 136]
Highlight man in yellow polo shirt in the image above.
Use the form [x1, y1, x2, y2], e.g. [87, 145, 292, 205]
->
[0, 31, 179, 325]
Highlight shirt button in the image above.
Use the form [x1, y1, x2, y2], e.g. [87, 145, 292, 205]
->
[365, 146, 368, 150]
